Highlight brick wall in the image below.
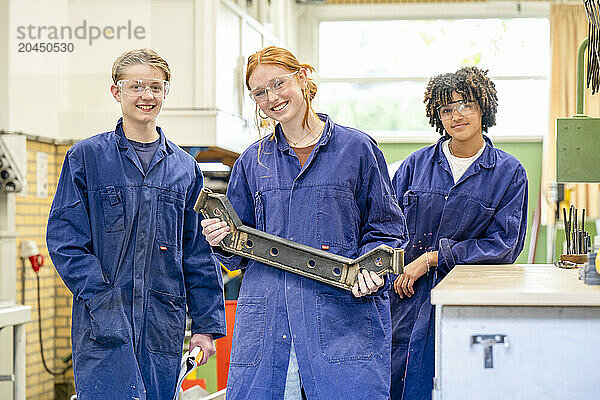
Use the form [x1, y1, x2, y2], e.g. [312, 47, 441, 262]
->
[15, 139, 74, 400]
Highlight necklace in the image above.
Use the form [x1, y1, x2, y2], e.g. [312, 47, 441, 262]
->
[296, 131, 321, 147]
[287, 120, 324, 147]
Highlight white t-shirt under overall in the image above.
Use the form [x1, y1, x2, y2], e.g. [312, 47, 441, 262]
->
[442, 139, 486, 183]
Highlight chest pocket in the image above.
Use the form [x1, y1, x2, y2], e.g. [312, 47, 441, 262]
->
[316, 188, 359, 250]
[457, 198, 496, 238]
[156, 193, 185, 249]
[402, 190, 418, 238]
[100, 186, 125, 233]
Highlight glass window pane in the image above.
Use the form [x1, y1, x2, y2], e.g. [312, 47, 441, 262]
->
[316, 81, 431, 136]
[316, 79, 548, 138]
[492, 79, 548, 136]
[319, 18, 549, 78]
[318, 17, 549, 137]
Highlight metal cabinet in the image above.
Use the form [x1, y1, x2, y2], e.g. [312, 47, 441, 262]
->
[432, 264, 600, 400]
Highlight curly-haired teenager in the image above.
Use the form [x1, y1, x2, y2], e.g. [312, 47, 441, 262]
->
[389, 66, 528, 400]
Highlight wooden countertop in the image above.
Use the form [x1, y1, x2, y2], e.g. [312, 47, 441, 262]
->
[430, 264, 600, 306]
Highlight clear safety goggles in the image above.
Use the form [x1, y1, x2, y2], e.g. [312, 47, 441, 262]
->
[116, 78, 170, 97]
[248, 71, 299, 103]
[437, 100, 478, 121]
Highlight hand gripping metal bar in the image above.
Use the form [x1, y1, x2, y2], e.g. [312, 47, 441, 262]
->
[194, 188, 404, 291]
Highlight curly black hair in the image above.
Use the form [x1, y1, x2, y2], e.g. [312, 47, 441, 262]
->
[424, 66, 498, 136]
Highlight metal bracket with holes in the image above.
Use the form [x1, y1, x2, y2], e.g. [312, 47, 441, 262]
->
[194, 188, 404, 291]
[471, 334, 510, 368]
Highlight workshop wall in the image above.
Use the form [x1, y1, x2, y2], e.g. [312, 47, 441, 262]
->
[15, 139, 73, 400]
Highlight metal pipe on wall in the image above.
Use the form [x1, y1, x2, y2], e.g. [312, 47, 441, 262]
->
[14, 324, 26, 400]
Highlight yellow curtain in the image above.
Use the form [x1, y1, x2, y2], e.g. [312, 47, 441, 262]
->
[544, 4, 600, 221]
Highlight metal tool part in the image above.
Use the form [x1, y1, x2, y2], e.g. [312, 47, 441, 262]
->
[194, 188, 404, 291]
[584, 252, 600, 285]
[554, 259, 578, 269]
[562, 206, 591, 256]
[471, 334, 509, 369]
[564, 207, 570, 254]
[584, 0, 600, 93]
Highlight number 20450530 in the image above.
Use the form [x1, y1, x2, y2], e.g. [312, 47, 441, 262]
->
[18, 42, 74, 52]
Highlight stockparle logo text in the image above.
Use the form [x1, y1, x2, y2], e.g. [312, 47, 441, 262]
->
[16, 20, 146, 46]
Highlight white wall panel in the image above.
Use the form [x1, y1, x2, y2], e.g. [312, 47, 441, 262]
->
[6, 0, 299, 147]
[216, 4, 242, 116]
[152, 0, 195, 108]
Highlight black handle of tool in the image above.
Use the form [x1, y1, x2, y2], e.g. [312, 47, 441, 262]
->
[581, 209, 585, 254]
[573, 207, 579, 254]
[563, 208, 570, 255]
[569, 206, 574, 254]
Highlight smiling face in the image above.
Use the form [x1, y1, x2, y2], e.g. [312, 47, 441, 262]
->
[441, 92, 483, 145]
[248, 64, 307, 126]
[110, 63, 166, 127]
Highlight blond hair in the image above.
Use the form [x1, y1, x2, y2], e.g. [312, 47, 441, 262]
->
[111, 48, 171, 83]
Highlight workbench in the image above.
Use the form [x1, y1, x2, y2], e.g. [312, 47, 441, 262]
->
[0, 305, 30, 400]
[431, 264, 600, 400]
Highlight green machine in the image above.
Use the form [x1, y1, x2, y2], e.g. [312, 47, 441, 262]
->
[557, 0, 600, 183]
[555, 1, 600, 281]
[556, 38, 600, 183]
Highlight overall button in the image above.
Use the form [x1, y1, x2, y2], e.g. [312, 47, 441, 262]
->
[282, 334, 287, 339]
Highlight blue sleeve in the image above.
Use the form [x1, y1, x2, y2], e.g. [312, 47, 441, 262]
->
[437, 165, 528, 274]
[357, 146, 409, 255]
[356, 146, 410, 292]
[389, 158, 413, 282]
[211, 157, 253, 271]
[46, 150, 113, 305]
[183, 163, 226, 338]
[392, 158, 412, 206]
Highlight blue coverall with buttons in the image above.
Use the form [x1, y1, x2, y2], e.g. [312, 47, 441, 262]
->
[389, 135, 528, 400]
[215, 114, 409, 400]
[46, 119, 226, 400]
